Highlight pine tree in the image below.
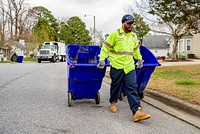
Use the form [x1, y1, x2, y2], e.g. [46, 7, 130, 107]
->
[60, 16, 92, 45]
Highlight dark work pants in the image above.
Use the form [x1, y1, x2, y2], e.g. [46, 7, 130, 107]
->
[109, 67, 140, 114]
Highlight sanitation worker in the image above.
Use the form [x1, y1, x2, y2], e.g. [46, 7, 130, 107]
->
[97, 14, 150, 122]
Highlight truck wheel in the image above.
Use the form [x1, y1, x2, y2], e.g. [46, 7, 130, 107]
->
[60, 56, 64, 62]
[95, 92, 100, 104]
[68, 92, 72, 107]
[52, 55, 56, 63]
[63, 56, 66, 61]
[38, 59, 41, 63]
[61, 56, 66, 62]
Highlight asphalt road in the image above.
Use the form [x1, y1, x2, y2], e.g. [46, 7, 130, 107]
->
[0, 62, 200, 134]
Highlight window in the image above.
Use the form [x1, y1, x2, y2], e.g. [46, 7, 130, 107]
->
[186, 40, 191, 51]
[178, 40, 183, 51]
[43, 45, 50, 49]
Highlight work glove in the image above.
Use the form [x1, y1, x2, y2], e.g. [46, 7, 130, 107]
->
[136, 60, 144, 68]
[97, 60, 105, 69]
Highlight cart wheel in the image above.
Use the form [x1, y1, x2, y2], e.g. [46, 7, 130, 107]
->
[95, 92, 100, 104]
[119, 92, 123, 101]
[68, 92, 72, 107]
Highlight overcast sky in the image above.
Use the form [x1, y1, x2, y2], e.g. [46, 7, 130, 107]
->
[28, 0, 136, 34]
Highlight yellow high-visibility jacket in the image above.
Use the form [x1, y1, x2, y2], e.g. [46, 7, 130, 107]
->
[98, 28, 142, 74]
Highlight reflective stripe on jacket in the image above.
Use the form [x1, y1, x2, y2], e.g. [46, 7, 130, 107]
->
[98, 28, 142, 74]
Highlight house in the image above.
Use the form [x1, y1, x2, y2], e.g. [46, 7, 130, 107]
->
[0, 40, 25, 57]
[168, 32, 200, 58]
[142, 35, 171, 58]
[0, 45, 12, 57]
[0, 40, 38, 58]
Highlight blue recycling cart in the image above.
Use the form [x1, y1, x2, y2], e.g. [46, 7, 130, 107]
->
[119, 45, 161, 100]
[17, 56, 24, 63]
[66, 44, 109, 107]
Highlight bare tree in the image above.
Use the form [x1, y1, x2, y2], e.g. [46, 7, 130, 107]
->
[1, 0, 35, 40]
[9, 0, 28, 40]
[0, 0, 36, 57]
[0, 0, 6, 47]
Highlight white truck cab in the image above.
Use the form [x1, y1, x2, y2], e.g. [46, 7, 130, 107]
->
[36, 42, 66, 63]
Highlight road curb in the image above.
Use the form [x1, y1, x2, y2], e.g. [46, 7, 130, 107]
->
[145, 89, 200, 118]
[142, 95, 200, 129]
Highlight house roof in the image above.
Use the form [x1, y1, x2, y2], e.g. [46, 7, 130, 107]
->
[143, 35, 171, 49]
[184, 32, 193, 37]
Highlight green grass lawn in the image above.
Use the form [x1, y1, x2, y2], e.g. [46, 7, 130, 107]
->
[23, 57, 37, 62]
[147, 64, 200, 106]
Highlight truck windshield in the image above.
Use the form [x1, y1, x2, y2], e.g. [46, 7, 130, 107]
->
[42, 45, 54, 49]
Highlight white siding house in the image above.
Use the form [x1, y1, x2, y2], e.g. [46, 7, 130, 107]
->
[143, 35, 171, 58]
[169, 32, 200, 58]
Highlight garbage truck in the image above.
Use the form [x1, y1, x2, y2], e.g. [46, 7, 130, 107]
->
[36, 42, 66, 63]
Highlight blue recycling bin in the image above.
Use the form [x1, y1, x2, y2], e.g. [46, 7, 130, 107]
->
[17, 56, 24, 63]
[120, 45, 161, 100]
[66, 44, 109, 106]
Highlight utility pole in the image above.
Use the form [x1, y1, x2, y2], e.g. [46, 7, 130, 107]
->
[84, 14, 96, 45]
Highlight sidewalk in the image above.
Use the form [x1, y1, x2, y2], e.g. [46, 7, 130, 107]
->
[103, 60, 200, 129]
[159, 59, 200, 66]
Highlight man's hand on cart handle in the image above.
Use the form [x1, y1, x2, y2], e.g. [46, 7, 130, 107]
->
[136, 60, 144, 68]
[97, 60, 105, 69]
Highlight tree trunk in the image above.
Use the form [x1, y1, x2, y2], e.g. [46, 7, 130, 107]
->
[0, 2, 6, 46]
[140, 37, 143, 45]
[171, 37, 178, 61]
[15, 15, 18, 39]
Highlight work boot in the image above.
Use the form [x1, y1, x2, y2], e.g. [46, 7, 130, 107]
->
[133, 107, 150, 122]
[110, 102, 117, 113]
